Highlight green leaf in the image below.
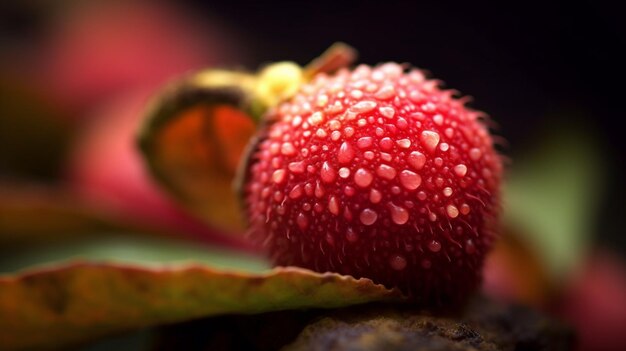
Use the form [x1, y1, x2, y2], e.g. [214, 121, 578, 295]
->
[503, 127, 604, 280]
[0, 262, 402, 350]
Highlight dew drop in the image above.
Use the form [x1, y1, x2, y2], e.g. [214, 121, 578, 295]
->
[469, 147, 482, 161]
[388, 202, 409, 225]
[417, 191, 427, 201]
[396, 138, 411, 149]
[429, 212, 437, 222]
[297, 213, 308, 230]
[350, 89, 363, 99]
[288, 161, 306, 174]
[465, 239, 476, 254]
[350, 100, 377, 114]
[344, 185, 356, 196]
[428, 240, 442, 252]
[325, 233, 335, 246]
[346, 228, 358, 242]
[328, 196, 340, 215]
[375, 85, 395, 100]
[370, 189, 382, 203]
[454, 164, 467, 177]
[443, 187, 453, 197]
[364, 151, 375, 160]
[433, 114, 444, 125]
[420, 130, 440, 153]
[376, 164, 397, 180]
[389, 255, 407, 271]
[421, 259, 432, 269]
[289, 184, 303, 199]
[331, 130, 341, 141]
[439, 143, 449, 152]
[379, 106, 395, 119]
[338, 142, 355, 164]
[315, 128, 327, 138]
[315, 182, 325, 198]
[399, 170, 422, 190]
[460, 203, 471, 215]
[360, 208, 378, 225]
[308, 111, 324, 125]
[281, 142, 296, 156]
[272, 169, 286, 184]
[379, 137, 394, 151]
[321, 162, 336, 183]
[354, 168, 373, 188]
[407, 151, 426, 170]
[446, 205, 459, 218]
[339, 167, 351, 178]
[357, 136, 373, 149]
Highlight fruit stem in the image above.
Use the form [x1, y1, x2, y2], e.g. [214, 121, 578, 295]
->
[304, 42, 358, 78]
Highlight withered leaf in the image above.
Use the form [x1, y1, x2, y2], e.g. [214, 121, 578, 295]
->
[0, 262, 403, 349]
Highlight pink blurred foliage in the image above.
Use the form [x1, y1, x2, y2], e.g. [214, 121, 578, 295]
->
[38, 0, 239, 114]
[9, 0, 251, 249]
[557, 251, 626, 351]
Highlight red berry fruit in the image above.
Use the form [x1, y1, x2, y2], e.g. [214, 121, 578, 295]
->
[242, 62, 502, 305]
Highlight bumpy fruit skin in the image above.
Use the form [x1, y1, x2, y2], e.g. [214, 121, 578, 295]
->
[243, 63, 502, 305]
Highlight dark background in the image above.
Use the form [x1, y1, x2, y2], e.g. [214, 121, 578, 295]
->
[2, 0, 625, 252]
[133, 0, 626, 254]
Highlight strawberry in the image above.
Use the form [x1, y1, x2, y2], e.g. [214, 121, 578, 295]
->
[242, 62, 503, 305]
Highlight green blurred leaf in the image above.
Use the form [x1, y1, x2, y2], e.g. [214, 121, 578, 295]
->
[504, 127, 604, 279]
[0, 236, 269, 274]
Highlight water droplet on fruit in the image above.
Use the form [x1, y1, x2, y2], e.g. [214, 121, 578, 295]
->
[454, 164, 467, 177]
[297, 213, 308, 230]
[379, 106, 395, 119]
[289, 184, 303, 199]
[328, 196, 340, 215]
[388, 202, 409, 225]
[439, 143, 449, 152]
[350, 100, 377, 114]
[421, 259, 432, 269]
[433, 114, 444, 125]
[338, 141, 355, 163]
[357, 136, 373, 149]
[379, 137, 393, 151]
[399, 170, 422, 190]
[309, 111, 324, 125]
[272, 169, 286, 184]
[428, 240, 442, 252]
[315, 182, 325, 198]
[375, 85, 395, 100]
[460, 203, 470, 215]
[281, 142, 296, 156]
[377, 164, 397, 180]
[360, 208, 378, 225]
[469, 147, 482, 161]
[389, 255, 407, 271]
[370, 189, 382, 203]
[407, 151, 426, 170]
[443, 187, 453, 197]
[465, 239, 476, 254]
[396, 139, 411, 149]
[420, 130, 440, 153]
[354, 168, 373, 187]
[446, 205, 459, 218]
[339, 167, 350, 178]
[321, 162, 336, 183]
[346, 227, 358, 242]
[288, 161, 306, 174]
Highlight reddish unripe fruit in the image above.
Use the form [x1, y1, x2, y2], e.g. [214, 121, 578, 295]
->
[244, 63, 502, 305]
